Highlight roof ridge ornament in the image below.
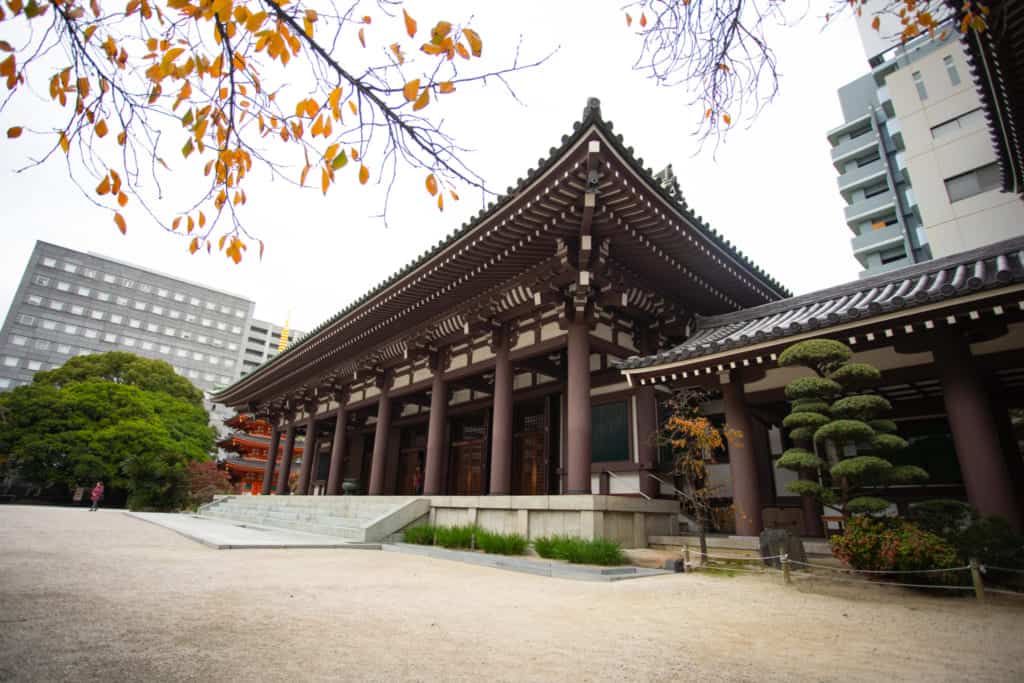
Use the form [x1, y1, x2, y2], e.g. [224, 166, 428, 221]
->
[583, 97, 602, 120]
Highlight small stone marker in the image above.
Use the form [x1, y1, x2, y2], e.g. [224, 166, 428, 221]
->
[759, 528, 806, 568]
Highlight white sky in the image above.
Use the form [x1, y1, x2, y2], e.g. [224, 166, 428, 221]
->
[0, 1, 869, 334]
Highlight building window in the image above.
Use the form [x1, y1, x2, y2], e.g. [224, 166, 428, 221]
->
[159, 345, 171, 354]
[27, 295, 42, 306]
[116, 297, 128, 306]
[216, 322, 227, 331]
[134, 301, 146, 311]
[234, 310, 245, 318]
[63, 263, 78, 274]
[11, 336, 27, 346]
[83, 268, 97, 279]
[34, 275, 50, 286]
[123, 337, 137, 347]
[164, 327, 176, 336]
[189, 297, 200, 306]
[176, 349, 188, 357]
[151, 305, 163, 315]
[193, 352, 204, 361]
[227, 342, 238, 351]
[40, 319, 55, 330]
[147, 323, 158, 333]
[871, 217, 899, 231]
[57, 281, 71, 292]
[209, 356, 220, 365]
[70, 305, 84, 316]
[863, 182, 889, 199]
[97, 292, 110, 302]
[931, 108, 984, 140]
[197, 335, 208, 344]
[205, 301, 216, 310]
[188, 369, 199, 379]
[139, 283, 152, 293]
[103, 333, 117, 343]
[141, 341, 154, 351]
[84, 329, 98, 339]
[912, 71, 927, 100]
[856, 153, 881, 168]
[230, 325, 241, 334]
[880, 247, 907, 265]
[41, 257, 56, 267]
[223, 359, 234, 368]
[27, 360, 42, 371]
[220, 306, 231, 315]
[943, 55, 960, 86]
[129, 319, 141, 329]
[110, 314, 123, 324]
[48, 301, 64, 312]
[57, 344, 71, 354]
[77, 286, 91, 296]
[212, 338, 224, 348]
[103, 274, 116, 284]
[122, 278, 135, 288]
[173, 292, 185, 302]
[0, 378, 11, 389]
[3, 357, 18, 367]
[64, 325, 78, 335]
[185, 313, 196, 323]
[591, 401, 630, 463]
[35, 339, 50, 351]
[169, 309, 181, 319]
[203, 372, 215, 382]
[90, 310, 104, 320]
[201, 318, 212, 327]
[945, 162, 1002, 203]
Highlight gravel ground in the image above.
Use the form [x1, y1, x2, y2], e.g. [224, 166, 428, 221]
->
[1, 505, 1022, 682]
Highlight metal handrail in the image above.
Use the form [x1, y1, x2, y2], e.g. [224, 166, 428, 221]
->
[602, 470, 651, 500]
[645, 472, 698, 529]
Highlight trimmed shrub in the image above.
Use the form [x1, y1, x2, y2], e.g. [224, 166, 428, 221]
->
[948, 516, 1024, 570]
[868, 433, 909, 454]
[783, 411, 831, 431]
[791, 399, 831, 415]
[887, 464, 929, 484]
[784, 376, 842, 401]
[776, 448, 823, 470]
[778, 339, 852, 371]
[813, 419, 874, 445]
[830, 455, 892, 479]
[868, 419, 898, 434]
[532, 535, 626, 566]
[403, 524, 436, 545]
[830, 394, 892, 421]
[828, 362, 882, 391]
[831, 516, 958, 578]
[476, 530, 528, 556]
[907, 500, 975, 537]
[786, 479, 835, 502]
[844, 496, 890, 515]
[788, 426, 815, 442]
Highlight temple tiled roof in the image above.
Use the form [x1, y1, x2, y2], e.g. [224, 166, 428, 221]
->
[215, 97, 789, 400]
[948, 0, 1024, 195]
[617, 235, 1024, 371]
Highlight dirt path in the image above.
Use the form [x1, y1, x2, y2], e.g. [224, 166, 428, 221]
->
[1, 505, 1021, 682]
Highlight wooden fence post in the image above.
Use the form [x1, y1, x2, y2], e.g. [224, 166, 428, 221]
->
[970, 558, 985, 603]
[782, 553, 791, 585]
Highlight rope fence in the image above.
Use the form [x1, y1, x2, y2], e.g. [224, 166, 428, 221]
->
[678, 544, 1024, 603]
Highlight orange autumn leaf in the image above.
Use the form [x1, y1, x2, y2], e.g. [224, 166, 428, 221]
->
[625, 13, 632, 26]
[390, 42, 405, 64]
[7, 126, 22, 138]
[463, 28, 482, 57]
[117, 192, 128, 207]
[403, 9, 417, 38]
[189, 236, 199, 254]
[96, 176, 110, 195]
[439, 81, 455, 94]
[403, 79, 420, 102]
[412, 87, 429, 111]
[113, 212, 126, 234]
[437, 193, 444, 211]
[872, 16, 881, 31]
[358, 164, 369, 185]
[640, 13, 647, 27]
[358, 27, 365, 48]
[723, 113, 732, 125]
[425, 173, 438, 196]
[95, 119, 108, 137]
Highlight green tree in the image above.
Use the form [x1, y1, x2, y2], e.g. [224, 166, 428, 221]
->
[0, 352, 215, 509]
[774, 338, 928, 517]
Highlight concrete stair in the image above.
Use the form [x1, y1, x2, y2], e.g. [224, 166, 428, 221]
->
[198, 495, 430, 542]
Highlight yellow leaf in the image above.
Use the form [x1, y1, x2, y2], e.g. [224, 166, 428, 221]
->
[455, 42, 469, 59]
[403, 9, 417, 38]
[437, 193, 444, 211]
[359, 164, 369, 185]
[439, 81, 455, 94]
[321, 167, 330, 195]
[7, 126, 22, 138]
[431, 21, 452, 45]
[421, 42, 445, 56]
[349, 100, 357, 115]
[114, 212, 126, 235]
[218, 234, 226, 250]
[198, 211, 206, 228]
[390, 42, 405, 64]
[299, 164, 311, 187]
[425, 173, 438, 196]
[331, 150, 348, 170]
[117, 192, 128, 207]
[413, 87, 429, 111]
[723, 113, 731, 125]
[450, 189, 459, 201]
[95, 120, 108, 137]
[463, 28, 482, 57]
[328, 87, 342, 112]
[403, 79, 420, 102]
[189, 237, 199, 254]
[187, 216, 194, 234]
[96, 176, 110, 195]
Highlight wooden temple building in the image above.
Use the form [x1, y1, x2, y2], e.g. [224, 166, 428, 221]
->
[213, 98, 1024, 539]
[217, 414, 303, 495]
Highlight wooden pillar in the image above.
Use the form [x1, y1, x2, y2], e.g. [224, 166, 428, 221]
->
[935, 333, 1021, 529]
[489, 332, 513, 495]
[296, 415, 317, 495]
[721, 374, 763, 536]
[325, 407, 347, 496]
[635, 386, 660, 499]
[566, 315, 592, 494]
[275, 424, 296, 495]
[368, 387, 391, 496]
[261, 424, 281, 496]
[992, 396, 1024, 515]
[424, 369, 448, 495]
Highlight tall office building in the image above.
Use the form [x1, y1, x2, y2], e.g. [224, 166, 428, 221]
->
[827, 3, 1024, 276]
[0, 241, 298, 432]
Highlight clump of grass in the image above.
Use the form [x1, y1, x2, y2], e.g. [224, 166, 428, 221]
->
[433, 524, 481, 549]
[475, 529, 528, 556]
[403, 524, 436, 545]
[532, 535, 627, 566]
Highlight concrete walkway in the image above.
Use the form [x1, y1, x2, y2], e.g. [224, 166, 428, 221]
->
[125, 511, 381, 550]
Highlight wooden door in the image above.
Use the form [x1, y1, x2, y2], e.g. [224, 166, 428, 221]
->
[450, 440, 484, 495]
[514, 432, 546, 495]
[397, 448, 423, 495]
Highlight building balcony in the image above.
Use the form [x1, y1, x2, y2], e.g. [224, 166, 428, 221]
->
[885, 118, 904, 150]
[851, 223, 905, 257]
[830, 133, 881, 171]
[837, 158, 888, 202]
[826, 112, 873, 146]
[844, 192, 897, 227]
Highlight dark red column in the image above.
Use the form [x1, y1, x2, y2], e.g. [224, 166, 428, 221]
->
[296, 416, 317, 495]
[368, 390, 391, 496]
[424, 371, 448, 495]
[935, 334, 1021, 529]
[325, 407, 347, 495]
[489, 336, 513, 495]
[275, 425, 296, 495]
[722, 376, 763, 536]
[261, 424, 281, 495]
[635, 386, 660, 499]
[566, 315, 592, 494]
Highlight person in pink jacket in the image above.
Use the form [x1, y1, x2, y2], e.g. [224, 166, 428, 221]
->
[89, 481, 104, 511]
